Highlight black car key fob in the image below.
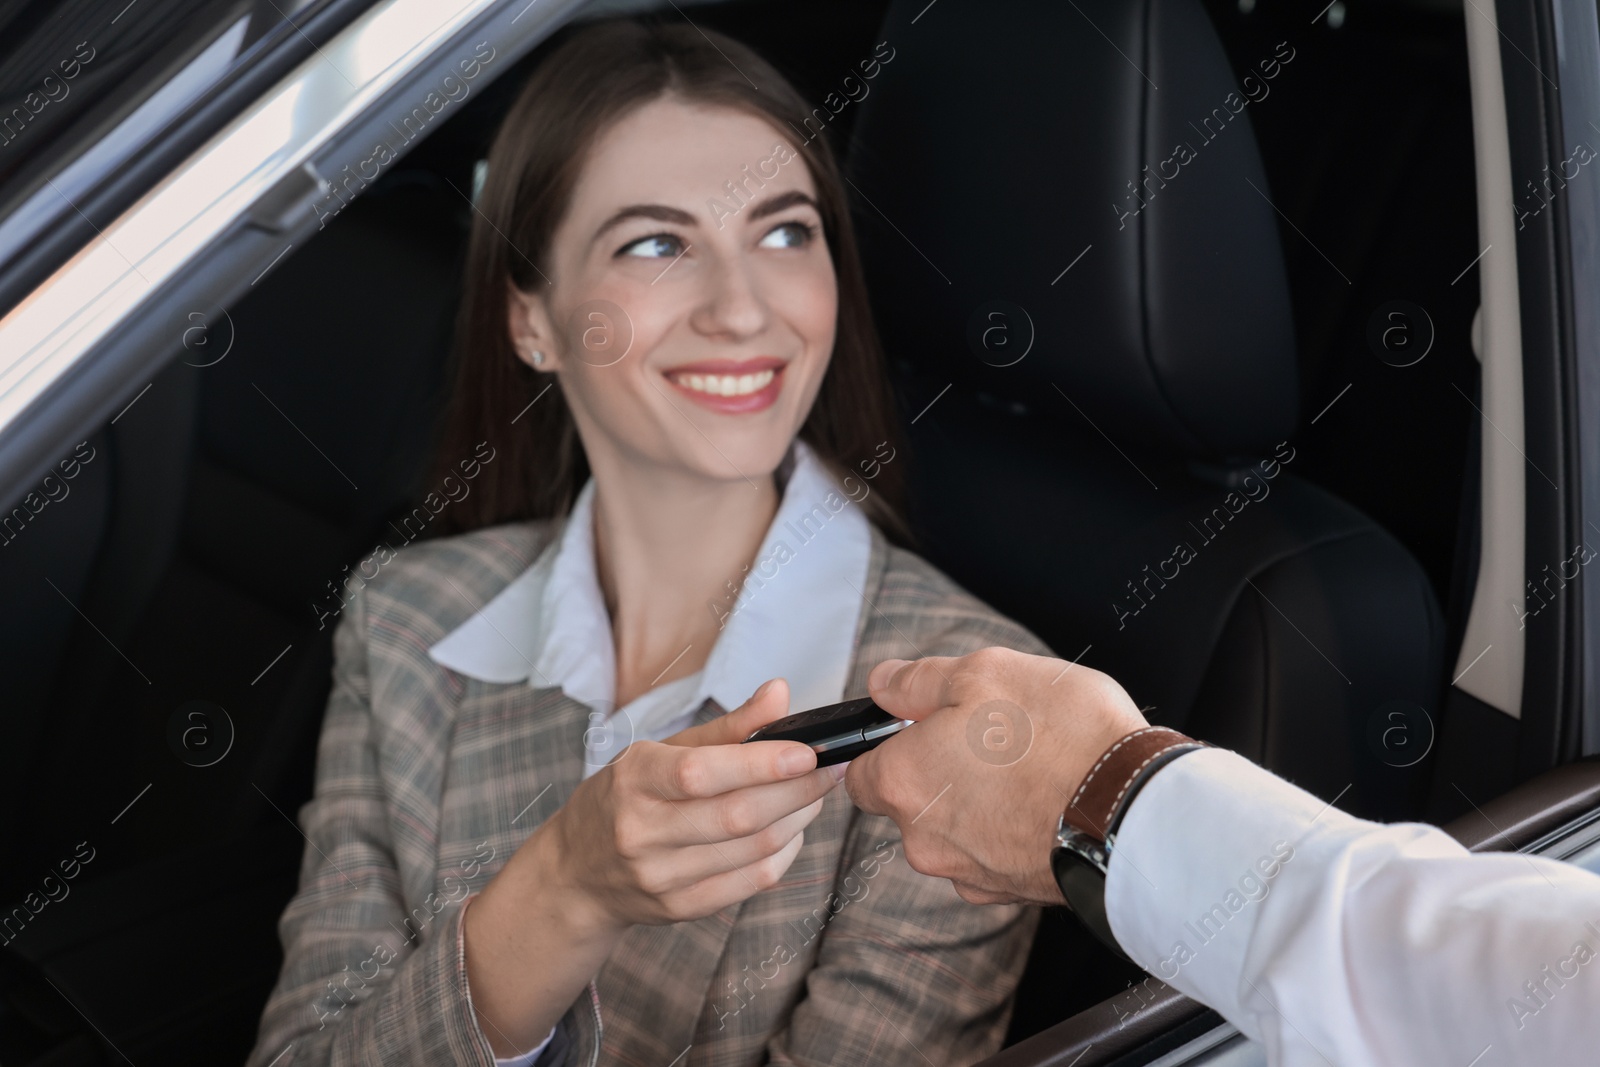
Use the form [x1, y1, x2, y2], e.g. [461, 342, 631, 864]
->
[742, 696, 915, 766]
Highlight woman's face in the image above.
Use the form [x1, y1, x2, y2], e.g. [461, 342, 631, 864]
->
[510, 95, 837, 485]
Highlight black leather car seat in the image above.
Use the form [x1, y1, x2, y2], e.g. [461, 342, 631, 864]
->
[848, 0, 1444, 822]
[2, 171, 469, 1065]
[16, 173, 466, 855]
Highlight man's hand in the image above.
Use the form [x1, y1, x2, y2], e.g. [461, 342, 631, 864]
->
[844, 648, 1147, 906]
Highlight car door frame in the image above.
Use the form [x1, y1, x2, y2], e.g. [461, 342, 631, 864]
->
[1495, 0, 1600, 774]
[0, 0, 588, 517]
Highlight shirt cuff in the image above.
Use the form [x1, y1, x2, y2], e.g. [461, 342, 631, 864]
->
[1102, 747, 1363, 1015]
[493, 1029, 556, 1067]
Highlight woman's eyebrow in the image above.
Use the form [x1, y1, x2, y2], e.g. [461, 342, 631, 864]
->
[745, 190, 819, 222]
[592, 204, 698, 244]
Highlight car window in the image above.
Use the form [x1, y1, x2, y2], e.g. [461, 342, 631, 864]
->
[0, 0, 357, 309]
[0, 0, 245, 193]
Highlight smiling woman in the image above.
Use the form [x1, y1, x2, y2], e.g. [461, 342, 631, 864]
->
[430, 19, 908, 545]
[245, 17, 1052, 1067]
[546, 110, 829, 433]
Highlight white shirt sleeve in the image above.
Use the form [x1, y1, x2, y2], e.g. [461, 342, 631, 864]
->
[1105, 747, 1600, 1066]
[493, 1029, 555, 1067]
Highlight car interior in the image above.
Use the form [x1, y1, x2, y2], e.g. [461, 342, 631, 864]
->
[0, 0, 1558, 1063]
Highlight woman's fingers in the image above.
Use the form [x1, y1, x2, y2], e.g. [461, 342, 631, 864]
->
[666, 677, 795, 748]
[642, 734, 817, 802]
[580, 679, 845, 925]
[671, 831, 808, 917]
[652, 678, 819, 801]
[674, 796, 825, 880]
[621, 797, 823, 909]
[623, 760, 837, 862]
[666, 768, 838, 846]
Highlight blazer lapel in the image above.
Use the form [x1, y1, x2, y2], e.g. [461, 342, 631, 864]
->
[694, 695, 730, 728]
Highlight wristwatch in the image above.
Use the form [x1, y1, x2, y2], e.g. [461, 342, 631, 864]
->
[1051, 726, 1206, 959]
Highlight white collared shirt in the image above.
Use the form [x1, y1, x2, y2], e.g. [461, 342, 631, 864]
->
[430, 439, 873, 773]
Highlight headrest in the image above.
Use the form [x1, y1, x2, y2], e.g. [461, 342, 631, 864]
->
[848, 0, 1298, 461]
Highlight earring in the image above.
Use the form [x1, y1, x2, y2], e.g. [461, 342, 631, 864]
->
[530, 349, 546, 368]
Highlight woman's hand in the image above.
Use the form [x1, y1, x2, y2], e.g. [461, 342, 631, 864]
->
[464, 677, 837, 1056]
[538, 676, 841, 932]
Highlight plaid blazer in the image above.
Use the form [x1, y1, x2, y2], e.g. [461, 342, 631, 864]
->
[246, 518, 1052, 1067]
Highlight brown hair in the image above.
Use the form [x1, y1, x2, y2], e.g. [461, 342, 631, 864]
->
[425, 18, 910, 544]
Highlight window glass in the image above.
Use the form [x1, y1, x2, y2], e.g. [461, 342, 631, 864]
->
[0, 0, 334, 263]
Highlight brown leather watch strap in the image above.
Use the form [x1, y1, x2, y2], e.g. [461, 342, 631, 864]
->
[1064, 726, 1202, 839]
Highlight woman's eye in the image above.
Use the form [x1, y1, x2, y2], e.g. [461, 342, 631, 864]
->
[620, 234, 684, 258]
[758, 221, 814, 250]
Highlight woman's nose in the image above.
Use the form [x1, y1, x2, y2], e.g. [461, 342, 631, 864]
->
[690, 253, 771, 340]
